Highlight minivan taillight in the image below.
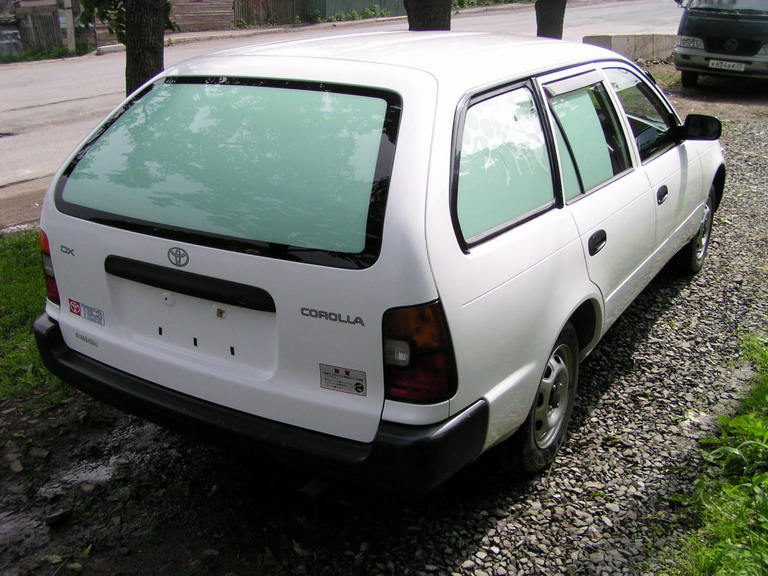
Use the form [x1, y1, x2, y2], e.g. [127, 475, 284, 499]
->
[40, 231, 60, 305]
[382, 301, 458, 404]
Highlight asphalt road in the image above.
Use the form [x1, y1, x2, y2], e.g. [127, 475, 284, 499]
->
[0, 0, 683, 231]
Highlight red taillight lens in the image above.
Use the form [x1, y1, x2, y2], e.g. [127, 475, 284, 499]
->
[382, 301, 457, 404]
[40, 231, 60, 305]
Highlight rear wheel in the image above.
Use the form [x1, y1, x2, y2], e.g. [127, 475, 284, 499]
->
[676, 187, 715, 275]
[681, 71, 699, 87]
[501, 323, 579, 474]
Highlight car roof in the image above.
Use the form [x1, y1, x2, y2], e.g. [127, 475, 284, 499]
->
[170, 31, 624, 92]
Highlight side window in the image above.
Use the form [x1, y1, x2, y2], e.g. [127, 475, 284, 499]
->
[456, 86, 555, 243]
[604, 67, 676, 161]
[548, 80, 631, 193]
[554, 121, 582, 202]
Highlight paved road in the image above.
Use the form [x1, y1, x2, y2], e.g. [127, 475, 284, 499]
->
[0, 0, 683, 230]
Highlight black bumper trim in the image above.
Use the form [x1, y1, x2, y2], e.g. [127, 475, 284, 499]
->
[33, 315, 489, 492]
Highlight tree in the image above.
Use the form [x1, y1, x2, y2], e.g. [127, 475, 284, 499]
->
[80, 0, 177, 96]
[535, 0, 568, 39]
[403, 0, 452, 31]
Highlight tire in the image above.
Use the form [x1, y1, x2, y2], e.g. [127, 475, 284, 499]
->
[681, 71, 699, 88]
[676, 187, 715, 275]
[499, 323, 579, 475]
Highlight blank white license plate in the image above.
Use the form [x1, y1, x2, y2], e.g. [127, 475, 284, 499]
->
[709, 59, 746, 72]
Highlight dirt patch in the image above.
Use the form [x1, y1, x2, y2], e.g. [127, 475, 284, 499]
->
[643, 60, 768, 123]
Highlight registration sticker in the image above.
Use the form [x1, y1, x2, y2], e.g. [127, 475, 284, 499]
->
[68, 298, 105, 326]
[320, 364, 367, 396]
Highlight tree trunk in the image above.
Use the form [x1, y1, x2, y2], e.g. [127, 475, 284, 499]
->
[124, 0, 166, 95]
[403, 0, 452, 31]
[535, 0, 568, 39]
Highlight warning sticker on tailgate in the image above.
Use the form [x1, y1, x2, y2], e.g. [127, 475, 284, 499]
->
[320, 364, 367, 396]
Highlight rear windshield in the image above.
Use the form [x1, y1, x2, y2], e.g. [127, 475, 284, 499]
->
[56, 77, 402, 269]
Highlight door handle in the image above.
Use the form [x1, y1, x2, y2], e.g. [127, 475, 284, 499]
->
[657, 185, 669, 205]
[588, 230, 607, 256]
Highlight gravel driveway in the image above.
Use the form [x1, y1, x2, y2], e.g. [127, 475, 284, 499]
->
[2, 68, 767, 576]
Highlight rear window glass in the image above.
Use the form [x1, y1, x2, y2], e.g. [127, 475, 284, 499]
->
[57, 78, 402, 269]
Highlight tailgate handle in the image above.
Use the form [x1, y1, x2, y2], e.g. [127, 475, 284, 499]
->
[105, 256, 276, 313]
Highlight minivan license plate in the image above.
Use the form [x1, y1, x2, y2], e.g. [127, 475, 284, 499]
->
[709, 60, 746, 72]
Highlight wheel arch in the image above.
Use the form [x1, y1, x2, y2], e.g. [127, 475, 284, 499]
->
[712, 165, 726, 212]
[568, 297, 602, 361]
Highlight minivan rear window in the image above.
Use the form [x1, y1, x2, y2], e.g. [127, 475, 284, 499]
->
[56, 78, 402, 269]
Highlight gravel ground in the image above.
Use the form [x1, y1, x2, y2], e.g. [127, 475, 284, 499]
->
[1, 70, 767, 576]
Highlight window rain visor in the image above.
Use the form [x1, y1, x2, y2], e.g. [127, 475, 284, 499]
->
[56, 78, 402, 269]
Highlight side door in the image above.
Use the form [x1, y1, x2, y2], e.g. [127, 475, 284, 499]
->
[602, 66, 705, 269]
[541, 69, 656, 330]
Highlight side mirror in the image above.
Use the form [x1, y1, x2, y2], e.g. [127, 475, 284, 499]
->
[674, 0, 683, 6]
[677, 114, 722, 141]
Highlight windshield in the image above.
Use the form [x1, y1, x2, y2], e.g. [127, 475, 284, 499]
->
[57, 78, 402, 269]
[687, 0, 768, 13]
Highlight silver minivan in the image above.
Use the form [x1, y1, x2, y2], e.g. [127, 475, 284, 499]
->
[35, 32, 725, 492]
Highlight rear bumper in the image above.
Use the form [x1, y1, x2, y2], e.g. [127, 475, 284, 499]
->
[34, 314, 488, 493]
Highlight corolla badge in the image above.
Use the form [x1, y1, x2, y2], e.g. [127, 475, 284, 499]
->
[168, 247, 190, 267]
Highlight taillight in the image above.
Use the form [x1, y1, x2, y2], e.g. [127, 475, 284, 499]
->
[382, 301, 457, 404]
[40, 231, 60, 305]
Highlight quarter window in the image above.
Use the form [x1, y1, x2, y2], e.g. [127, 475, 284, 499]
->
[456, 87, 555, 243]
[604, 68, 676, 161]
[548, 80, 631, 194]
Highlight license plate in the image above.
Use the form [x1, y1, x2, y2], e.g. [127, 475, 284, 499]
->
[709, 59, 746, 72]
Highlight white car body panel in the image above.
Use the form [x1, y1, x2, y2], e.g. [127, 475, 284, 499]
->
[35, 32, 726, 490]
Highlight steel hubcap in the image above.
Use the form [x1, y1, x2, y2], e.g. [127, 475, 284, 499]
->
[695, 201, 713, 261]
[534, 343, 572, 448]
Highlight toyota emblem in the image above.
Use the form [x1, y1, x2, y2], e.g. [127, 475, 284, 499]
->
[168, 247, 189, 267]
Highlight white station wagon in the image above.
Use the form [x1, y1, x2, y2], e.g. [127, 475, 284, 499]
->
[35, 32, 725, 492]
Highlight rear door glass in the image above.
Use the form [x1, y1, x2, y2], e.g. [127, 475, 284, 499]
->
[547, 75, 632, 195]
[57, 78, 402, 269]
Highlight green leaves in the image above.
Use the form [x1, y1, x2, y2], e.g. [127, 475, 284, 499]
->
[78, 0, 177, 44]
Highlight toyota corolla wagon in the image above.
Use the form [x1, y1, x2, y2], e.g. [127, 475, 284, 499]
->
[34, 32, 725, 492]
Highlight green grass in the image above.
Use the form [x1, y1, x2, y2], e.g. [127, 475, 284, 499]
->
[0, 45, 85, 65]
[668, 335, 768, 576]
[0, 231, 61, 403]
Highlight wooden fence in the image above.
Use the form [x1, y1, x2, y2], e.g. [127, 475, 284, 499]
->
[17, 11, 58, 50]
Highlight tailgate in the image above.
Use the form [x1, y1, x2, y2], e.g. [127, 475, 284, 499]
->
[46, 222, 389, 443]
